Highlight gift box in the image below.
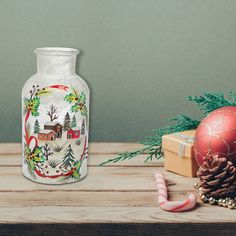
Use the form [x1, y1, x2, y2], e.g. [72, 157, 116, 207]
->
[162, 130, 199, 177]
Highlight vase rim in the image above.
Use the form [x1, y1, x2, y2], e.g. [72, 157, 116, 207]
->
[35, 47, 79, 56]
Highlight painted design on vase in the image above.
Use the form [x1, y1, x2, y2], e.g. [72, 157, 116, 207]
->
[23, 84, 88, 184]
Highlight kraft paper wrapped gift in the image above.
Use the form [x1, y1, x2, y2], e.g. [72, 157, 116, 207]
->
[162, 130, 199, 177]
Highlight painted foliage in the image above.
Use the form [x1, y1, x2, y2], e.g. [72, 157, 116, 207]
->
[23, 84, 88, 183]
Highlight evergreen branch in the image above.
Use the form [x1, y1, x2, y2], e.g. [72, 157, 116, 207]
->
[187, 91, 236, 116]
[100, 91, 236, 166]
[99, 115, 200, 166]
[141, 116, 200, 146]
[98, 144, 156, 166]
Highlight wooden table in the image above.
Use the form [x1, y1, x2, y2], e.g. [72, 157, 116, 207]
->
[0, 143, 235, 236]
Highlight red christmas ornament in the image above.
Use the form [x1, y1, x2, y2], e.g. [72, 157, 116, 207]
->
[194, 106, 236, 167]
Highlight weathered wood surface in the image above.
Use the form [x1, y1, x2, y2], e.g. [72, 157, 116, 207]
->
[0, 143, 235, 236]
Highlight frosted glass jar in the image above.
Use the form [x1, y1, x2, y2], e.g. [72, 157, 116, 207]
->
[22, 47, 89, 184]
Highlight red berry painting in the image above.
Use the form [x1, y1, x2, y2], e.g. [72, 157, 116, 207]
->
[22, 84, 89, 184]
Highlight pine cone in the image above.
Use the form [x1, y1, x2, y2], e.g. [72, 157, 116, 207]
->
[197, 155, 236, 199]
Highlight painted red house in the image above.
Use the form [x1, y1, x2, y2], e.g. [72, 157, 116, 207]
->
[44, 122, 62, 138]
[38, 130, 56, 141]
[67, 129, 80, 139]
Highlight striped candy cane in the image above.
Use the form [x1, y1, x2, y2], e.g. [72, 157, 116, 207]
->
[155, 172, 197, 212]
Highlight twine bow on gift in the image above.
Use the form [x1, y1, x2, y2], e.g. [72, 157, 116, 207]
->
[173, 133, 195, 158]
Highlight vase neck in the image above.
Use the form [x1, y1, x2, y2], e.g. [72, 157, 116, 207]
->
[35, 47, 79, 75]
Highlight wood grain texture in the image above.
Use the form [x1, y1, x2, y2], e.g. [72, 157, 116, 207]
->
[0, 166, 196, 192]
[0, 143, 144, 155]
[0, 154, 164, 167]
[0, 205, 235, 224]
[0, 191, 194, 207]
[0, 143, 235, 236]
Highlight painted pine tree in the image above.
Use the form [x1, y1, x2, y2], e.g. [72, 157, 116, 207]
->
[81, 118, 86, 135]
[61, 144, 75, 169]
[63, 112, 71, 131]
[71, 115, 77, 128]
[33, 119, 40, 134]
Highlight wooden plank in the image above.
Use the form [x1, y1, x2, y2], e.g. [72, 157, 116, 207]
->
[1, 143, 234, 234]
[0, 191, 156, 207]
[0, 166, 196, 192]
[0, 143, 144, 155]
[0, 205, 234, 224]
[0, 154, 164, 167]
[0, 155, 20, 166]
[0, 191, 194, 207]
[90, 154, 164, 167]
[90, 143, 145, 154]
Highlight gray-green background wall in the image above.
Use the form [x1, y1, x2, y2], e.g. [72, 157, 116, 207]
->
[1, 0, 236, 142]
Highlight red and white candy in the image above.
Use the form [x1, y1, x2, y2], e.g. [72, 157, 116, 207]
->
[155, 172, 197, 212]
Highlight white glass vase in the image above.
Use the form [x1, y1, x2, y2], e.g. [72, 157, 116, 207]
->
[22, 47, 90, 184]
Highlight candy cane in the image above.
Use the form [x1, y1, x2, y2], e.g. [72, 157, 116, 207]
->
[155, 172, 197, 212]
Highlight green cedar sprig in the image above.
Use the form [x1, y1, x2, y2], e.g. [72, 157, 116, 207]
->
[187, 91, 236, 116]
[99, 91, 236, 166]
[99, 115, 199, 166]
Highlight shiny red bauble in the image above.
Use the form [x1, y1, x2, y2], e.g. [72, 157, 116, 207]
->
[194, 106, 236, 167]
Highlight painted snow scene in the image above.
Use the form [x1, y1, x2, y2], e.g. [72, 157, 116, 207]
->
[22, 84, 89, 184]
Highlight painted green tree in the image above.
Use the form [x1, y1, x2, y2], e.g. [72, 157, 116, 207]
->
[71, 115, 77, 128]
[81, 118, 85, 135]
[33, 119, 40, 134]
[61, 144, 75, 169]
[63, 112, 71, 131]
